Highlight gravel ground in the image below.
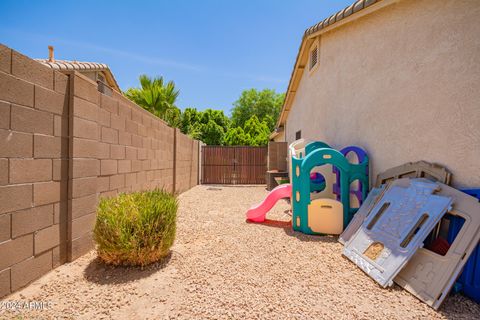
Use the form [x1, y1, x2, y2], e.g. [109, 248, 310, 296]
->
[1, 185, 479, 319]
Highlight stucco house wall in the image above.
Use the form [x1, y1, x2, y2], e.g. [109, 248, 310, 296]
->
[285, 0, 480, 188]
[272, 130, 285, 142]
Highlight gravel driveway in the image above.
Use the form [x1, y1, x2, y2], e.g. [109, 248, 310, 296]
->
[2, 185, 479, 319]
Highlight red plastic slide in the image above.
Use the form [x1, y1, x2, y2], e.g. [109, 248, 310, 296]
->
[246, 184, 292, 222]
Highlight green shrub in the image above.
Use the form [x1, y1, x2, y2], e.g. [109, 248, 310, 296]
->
[94, 189, 178, 267]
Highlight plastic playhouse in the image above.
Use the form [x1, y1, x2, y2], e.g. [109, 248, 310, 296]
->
[246, 139, 369, 235]
[247, 143, 480, 309]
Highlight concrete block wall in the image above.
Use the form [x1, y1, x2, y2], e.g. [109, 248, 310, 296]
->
[0, 44, 200, 297]
[68, 73, 180, 261]
[174, 129, 200, 193]
[0, 45, 70, 298]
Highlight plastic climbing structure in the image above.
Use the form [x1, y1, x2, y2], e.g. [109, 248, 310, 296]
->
[290, 141, 369, 235]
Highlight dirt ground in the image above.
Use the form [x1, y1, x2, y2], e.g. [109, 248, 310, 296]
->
[1, 185, 479, 319]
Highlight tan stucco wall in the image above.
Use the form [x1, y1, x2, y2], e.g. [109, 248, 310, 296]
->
[272, 130, 285, 142]
[285, 0, 480, 188]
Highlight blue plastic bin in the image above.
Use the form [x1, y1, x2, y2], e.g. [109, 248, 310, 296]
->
[447, 189, 480, 303]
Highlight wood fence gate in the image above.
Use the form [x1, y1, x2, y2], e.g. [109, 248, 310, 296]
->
[201, 146, 267, 184]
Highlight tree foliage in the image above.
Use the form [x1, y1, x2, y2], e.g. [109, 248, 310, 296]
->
[179, 108, 230, 145]
[199, 119, 225, 145]
[223, 127, 248, 146]
[230, 89, 285, 132]
[179, 108, 201, 135]
[223, 115, 270, 146]
[125, 76, 284, 146]
[163, 106, 181, 128]
[124, 75, 180, 127]
[242, 115, 270, 146]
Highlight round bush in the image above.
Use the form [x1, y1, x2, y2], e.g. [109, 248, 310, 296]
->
[94, 189, 178, 266]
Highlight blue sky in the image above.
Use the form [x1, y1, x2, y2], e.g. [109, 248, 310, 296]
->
[0, 0, 352, 115]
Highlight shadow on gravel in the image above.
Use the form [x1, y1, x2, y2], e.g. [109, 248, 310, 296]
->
[283, 228, 339, 243]
[438, 292, 480, 320]
[246, 219, 291, 229]
[246, 219, 339, 243]
[83, 251, 172, 285]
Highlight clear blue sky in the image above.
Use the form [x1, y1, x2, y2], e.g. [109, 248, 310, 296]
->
[0, 0, 352, 115]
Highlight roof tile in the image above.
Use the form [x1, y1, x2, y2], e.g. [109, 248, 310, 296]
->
[353, 0, 365, 13]
[344, 4, 355, 18]
[35, 58, 120, 92]
[323, 17, 330, 27]
[304, 0, 382, 36]
[328, 14, 337, 25]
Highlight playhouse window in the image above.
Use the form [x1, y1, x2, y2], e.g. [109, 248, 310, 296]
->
[423, 213, 465, 256]
[349, 180, 360, 209]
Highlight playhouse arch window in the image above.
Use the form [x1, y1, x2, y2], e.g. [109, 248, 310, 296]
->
[309, 165, 332, 202]
[345, 151, 360, 165]
[349, 180, 361, 209]
[423, 212, 466, 256]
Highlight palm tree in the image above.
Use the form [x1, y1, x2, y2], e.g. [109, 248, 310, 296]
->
[125, 75, 180, 124]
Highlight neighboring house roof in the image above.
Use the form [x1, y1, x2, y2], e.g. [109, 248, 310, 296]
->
[273, 0, 394, 138]
[35, 58, 121, 92]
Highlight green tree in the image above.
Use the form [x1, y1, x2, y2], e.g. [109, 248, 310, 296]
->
[223, 127, 248, 146]
[243, 115, 270, 146]
[199, 119, 225, 145]
[184, 122, 203, 140]
[200, 109, 230, 133]
[163, 106, 182, 128]
[179, 108, 201, 134]
[223, 115, 270, 146]
[179, 108, 230, 145]
[230, 89, 285, 131]
[124, 75, 180, 126]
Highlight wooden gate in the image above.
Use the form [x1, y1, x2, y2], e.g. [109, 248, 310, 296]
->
[201, 146, 267, 184]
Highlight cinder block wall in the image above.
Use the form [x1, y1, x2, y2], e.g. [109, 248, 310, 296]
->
[68, 72, 182, 261]
[174, 129, 200, 193]
[0, 45, 70, 297]
[0, 44, 201, 297]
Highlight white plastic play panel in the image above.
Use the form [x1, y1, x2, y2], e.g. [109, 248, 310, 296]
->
[343, 179, 452, 288]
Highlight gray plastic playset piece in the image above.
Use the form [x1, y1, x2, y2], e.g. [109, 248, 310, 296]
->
[343, 179, 453, 288]
[338, 185, 385, 245]
[395, 183, 480, 309]
[343, 161, 453, 244]
[375, 160, 452, 188]
[340, 159, 480, 309]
